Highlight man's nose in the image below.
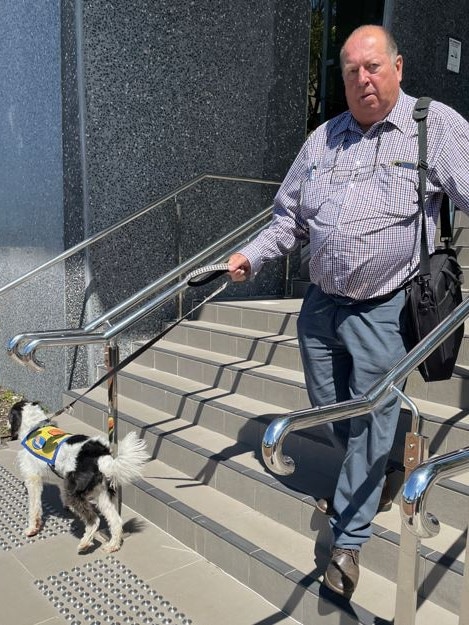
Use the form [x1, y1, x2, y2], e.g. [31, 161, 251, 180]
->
[357, 67, 370, 85]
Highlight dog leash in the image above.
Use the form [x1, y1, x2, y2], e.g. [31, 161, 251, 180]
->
[53, 264, 231, 419]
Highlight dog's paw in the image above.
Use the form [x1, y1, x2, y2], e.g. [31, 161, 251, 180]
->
[25, 524, 42, 537]
[101, 540, 122, 553]
[77, 539, 96, 554]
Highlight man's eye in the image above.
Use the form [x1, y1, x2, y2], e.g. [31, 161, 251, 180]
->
[368, 64, 380, 73]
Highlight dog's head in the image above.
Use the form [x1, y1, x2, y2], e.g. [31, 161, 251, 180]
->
[8, 400, 46, 440]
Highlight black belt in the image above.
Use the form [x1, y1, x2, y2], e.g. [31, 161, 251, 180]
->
[323, 285, 406, 306]
[359, 285, 407, 305]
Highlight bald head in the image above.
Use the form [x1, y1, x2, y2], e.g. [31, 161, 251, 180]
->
[340, 26, 399, 70]
[340, 25, 403, 131]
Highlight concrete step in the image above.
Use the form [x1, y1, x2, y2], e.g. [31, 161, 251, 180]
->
[131, 339, 307, 411]
[134, 332, 469, 417]
[165, 315, 469, 370]
[192, 298, 302, 337]
[62, 393, 465, 620]
[94, 361, 344, 487]
[451, 209, 469, 228]
[93, 348, 469, 491]
[406, 365, 469, 410]
[59, 295, 469, 622]
[159, 319, 302, 372]
[454, 246, 469, 265]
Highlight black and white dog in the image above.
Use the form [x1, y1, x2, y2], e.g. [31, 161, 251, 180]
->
[8, 400, 149, 553]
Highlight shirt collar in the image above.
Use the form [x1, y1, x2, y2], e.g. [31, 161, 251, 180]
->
[384, 90, 417, 137]
[327, 89, 417, 140]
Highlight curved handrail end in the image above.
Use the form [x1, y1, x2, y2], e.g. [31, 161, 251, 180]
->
[262, 417, 296, 476]
[22, 347, 45, 372]
[7, 334, 32, 366]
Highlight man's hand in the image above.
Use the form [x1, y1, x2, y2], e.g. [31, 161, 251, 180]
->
[227, 253, 251, 282]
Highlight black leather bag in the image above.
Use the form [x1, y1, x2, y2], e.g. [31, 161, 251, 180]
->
[406, 247, 464, 381]
[405, 97, 464, 382]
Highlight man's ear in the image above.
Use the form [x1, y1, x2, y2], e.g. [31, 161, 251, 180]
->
[395, 55, 403, 82]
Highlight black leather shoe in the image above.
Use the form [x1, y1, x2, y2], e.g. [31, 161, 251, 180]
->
[316, 476, 392, 516]
[315, 497, 334, 515]
[324, 547, 360, 599]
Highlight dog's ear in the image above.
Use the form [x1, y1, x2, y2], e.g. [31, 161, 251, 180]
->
[8, 401, 26, 440]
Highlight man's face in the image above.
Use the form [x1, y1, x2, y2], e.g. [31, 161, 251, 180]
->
[341, 28, 403, 130]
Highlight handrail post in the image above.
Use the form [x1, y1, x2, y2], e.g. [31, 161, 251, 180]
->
[394, 387, 428, 625]
[175, 193, 183, 318]
[458, 537, 469, 625]
[104, 341, 121, 512]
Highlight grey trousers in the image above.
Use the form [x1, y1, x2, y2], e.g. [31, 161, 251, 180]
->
[297, 284, 408, 549]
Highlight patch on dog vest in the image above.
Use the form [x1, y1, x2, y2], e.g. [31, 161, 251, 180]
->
[21, 425, 74, 465]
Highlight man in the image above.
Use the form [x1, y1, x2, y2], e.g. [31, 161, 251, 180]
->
[228, 24, 469, 598]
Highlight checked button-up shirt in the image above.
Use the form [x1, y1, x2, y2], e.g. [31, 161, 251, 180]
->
[241, 90, 469, 300]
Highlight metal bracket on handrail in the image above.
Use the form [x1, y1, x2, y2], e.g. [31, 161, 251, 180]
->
[390, 385, 420, 433]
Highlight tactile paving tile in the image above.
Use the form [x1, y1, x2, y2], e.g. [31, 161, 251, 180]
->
[0, 464, 74, 551]
[35, 555, 194, 625]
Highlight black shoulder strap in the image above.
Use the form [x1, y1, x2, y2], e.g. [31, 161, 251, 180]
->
[439, 193, 453, 242]
[413, 97, 453, 278]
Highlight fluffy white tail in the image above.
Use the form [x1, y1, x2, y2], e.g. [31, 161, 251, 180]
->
[98, 432, 149, 488]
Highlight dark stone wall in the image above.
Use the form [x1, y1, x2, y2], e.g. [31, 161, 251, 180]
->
[0, 0, 311, 408]
[390, 0, 469, 118]
[63, 0, 311, 391]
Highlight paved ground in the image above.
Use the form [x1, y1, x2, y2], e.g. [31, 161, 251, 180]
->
[0, 435, 300, 625]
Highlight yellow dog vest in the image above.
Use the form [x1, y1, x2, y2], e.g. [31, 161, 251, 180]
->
[21, 425, 74, 465]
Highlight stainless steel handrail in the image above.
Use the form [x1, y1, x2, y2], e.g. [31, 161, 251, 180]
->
[262, 294, 469, 475]
[400, 446, 469, 539]
[7, 209, 272, 370]
[0, 173, 279, 297]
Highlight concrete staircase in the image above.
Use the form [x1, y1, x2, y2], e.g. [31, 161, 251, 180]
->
[61, 288, 469, 624]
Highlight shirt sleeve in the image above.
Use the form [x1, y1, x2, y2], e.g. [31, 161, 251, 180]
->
[429, 102, 469, 214]
[239, 140, 311, 276]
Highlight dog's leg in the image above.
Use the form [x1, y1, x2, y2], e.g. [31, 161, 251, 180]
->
[64, 489, 100, 553]
[24, 475, 43, 536]
[76, 501, 100, 553]
[96, 487, 123, 553]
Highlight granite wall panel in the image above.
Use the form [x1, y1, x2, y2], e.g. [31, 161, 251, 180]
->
[1, 0, 311, 407]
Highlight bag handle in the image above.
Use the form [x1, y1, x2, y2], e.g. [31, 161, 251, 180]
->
[413, 97, 453, 279]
